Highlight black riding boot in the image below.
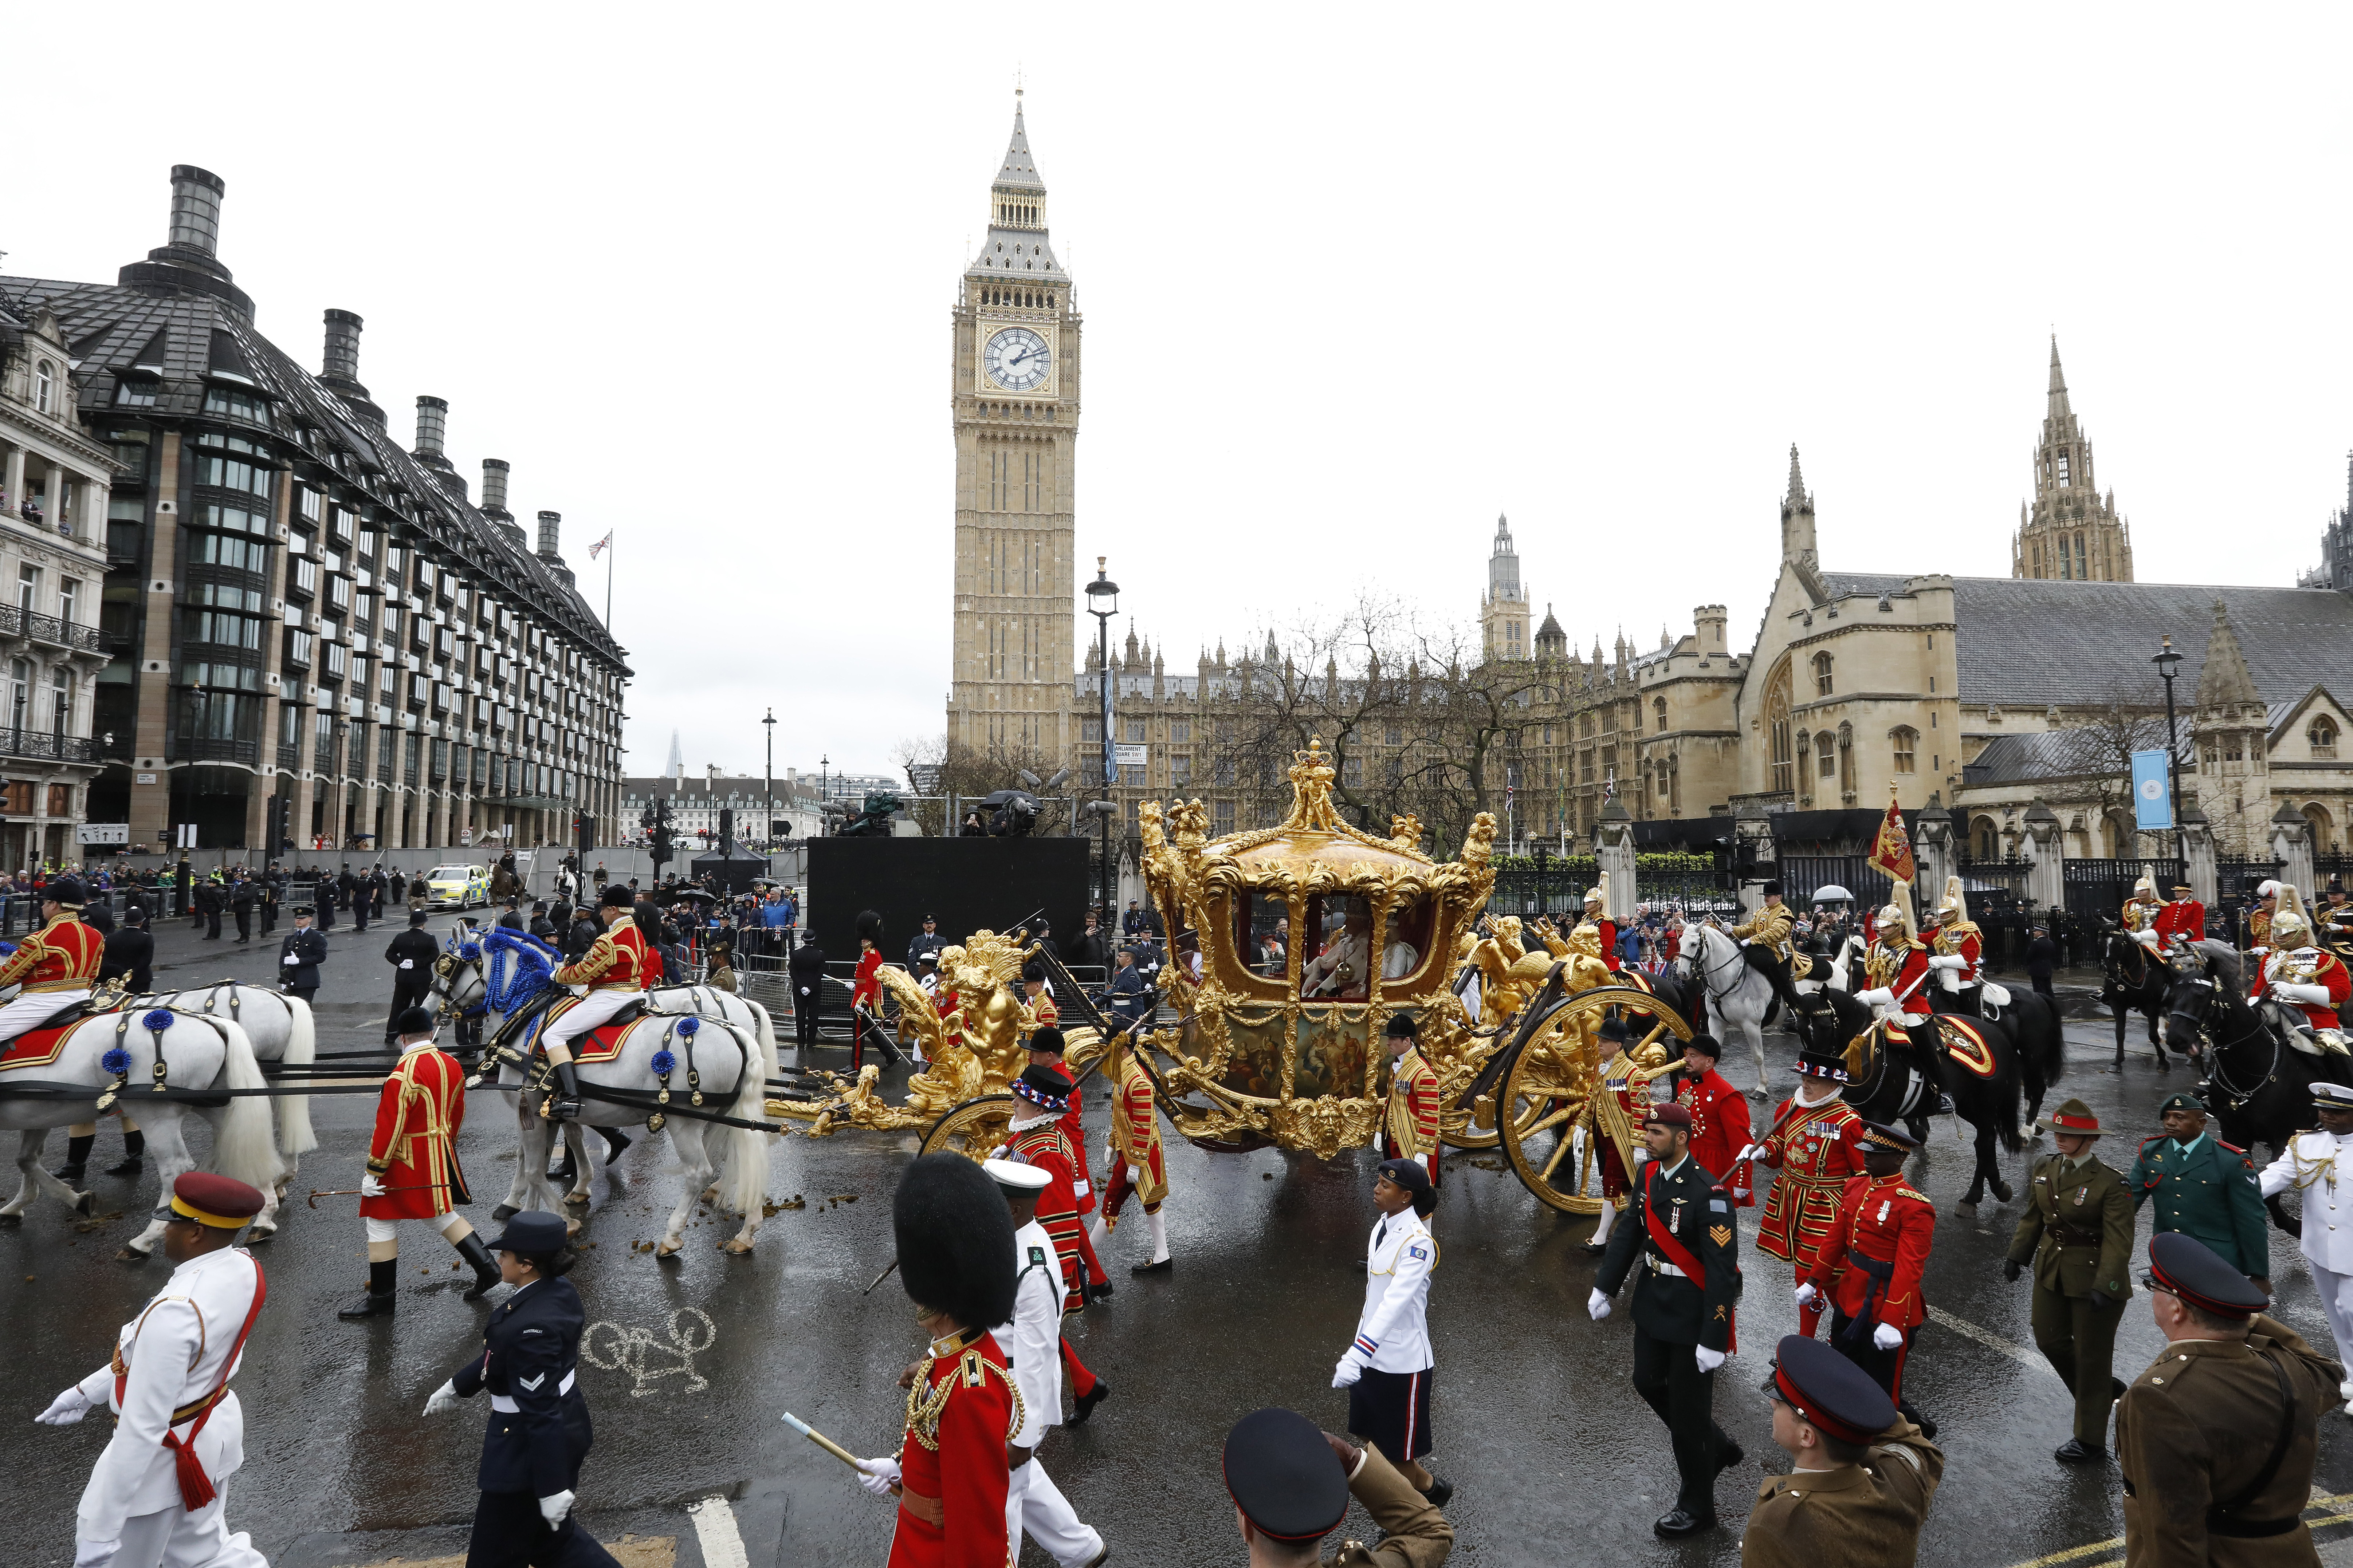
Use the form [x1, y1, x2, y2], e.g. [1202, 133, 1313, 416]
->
[106, 1129, 146, 1176]
[546, 1061, 584, 1121]
[599, 1126, 633, 1164]
[1906, 1022, 1956, 1116]
[339, 1260, 398, 1319]
[453, 1232, 502, 1299]
[547, 1140, 578, 1184]
[52, 1132, 93, 1184]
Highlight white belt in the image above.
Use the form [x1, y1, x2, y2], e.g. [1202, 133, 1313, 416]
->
[490, 1369, 575, 1411]
[1647, 1257, 1688, 1279]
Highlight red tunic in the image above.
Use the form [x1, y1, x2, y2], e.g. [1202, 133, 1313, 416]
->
[1677, 1067, 1755, 1203]
[1105, 1054, 1167, 1213]
[1807, 1171, 1934, 1331]
[0, 913, 104, 992]
[1057, 1079, 1097, 1221]
[361, 1044, 468, 1220]
[553, 917, 651, 991]
[1005, 1121, 1105, 1311]
[1593, 917, 1621, 971]
[1751, 1096, 1869, 1270]
[889, 1328, 1017, 1568]
[2156, 899, 2207, 944]
[2256, 948, 2352, 1030]
[1869, 940, 1935, 1023]
[1382, 1045, 1442, 1181]
[1934, 927, 1983, 986]
[851, 948, 883, 1010]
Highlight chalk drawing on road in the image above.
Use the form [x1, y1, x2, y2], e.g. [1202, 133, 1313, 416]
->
[582, 1307, 718, 1398]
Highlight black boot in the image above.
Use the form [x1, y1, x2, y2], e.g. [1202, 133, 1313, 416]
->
[454, 1233, 502, 1299]
[338, 1260, 398, 1319]
[547, 1145, 578, 1184]
[106, 1130, 145, 1176]
[600, 1127, 633, 1164]
[545, 1061, 584, 1121]
[52, 1133, 93, 1184]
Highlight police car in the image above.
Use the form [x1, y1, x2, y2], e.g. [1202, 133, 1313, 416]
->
[423, 864, 491, 910]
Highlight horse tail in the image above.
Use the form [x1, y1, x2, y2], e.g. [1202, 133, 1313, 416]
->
[716, 1017, 774, 1219]
[2034, 997, 2067, 1086]
[1997, 1044, 2026, 1154]
[208, 1018, 285, 1193]
[276, 994, 318, 1158]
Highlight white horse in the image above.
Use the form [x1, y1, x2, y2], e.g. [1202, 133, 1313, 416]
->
[146, 982, 318, 1182]
[0, 1006, 283, 1255]
[433, 934, 778, 1255]
[1672, 917, 1777, 1096]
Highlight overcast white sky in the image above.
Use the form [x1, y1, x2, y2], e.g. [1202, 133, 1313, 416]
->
[10, 5, 2352, 780]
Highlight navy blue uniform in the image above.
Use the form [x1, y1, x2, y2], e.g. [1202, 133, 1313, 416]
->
[449, 1276, 618, 1567]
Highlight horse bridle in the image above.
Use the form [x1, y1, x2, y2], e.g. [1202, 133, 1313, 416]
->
[1682, 922, 1749, 994]
[2169, 969, 2277, 1110]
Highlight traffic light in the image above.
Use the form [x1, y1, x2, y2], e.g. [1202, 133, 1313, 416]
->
[575, 813, 594, 855]
[264, 795, 288, 857]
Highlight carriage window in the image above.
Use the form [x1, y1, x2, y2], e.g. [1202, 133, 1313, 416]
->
[1382, 898, 1435, 990]
[1301, 895, 1375, 1001]
[1232, 889, 1291, 990]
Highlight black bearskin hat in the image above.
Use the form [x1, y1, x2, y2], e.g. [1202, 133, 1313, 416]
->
[857, 909, 885, 945]
[45, 875, 85, 909]
[598, 884, 635, 909]
[893, 1154, 1017, 1330]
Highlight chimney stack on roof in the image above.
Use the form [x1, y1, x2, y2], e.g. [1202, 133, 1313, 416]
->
[166, 166, 225, 257]
[413, 395, 448, 458]
[536, 510, 562, 562]
[481, 459, 511, 517]
[321, 309, 364, 385]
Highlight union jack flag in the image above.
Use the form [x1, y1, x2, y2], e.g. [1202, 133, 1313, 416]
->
[587, 532, 612, 560]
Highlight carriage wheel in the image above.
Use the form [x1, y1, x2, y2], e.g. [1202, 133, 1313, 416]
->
[1497, 986, 1692, 1214]
[918, 1094, 1017, 1162]
[1439, 1090, 1500, 1150]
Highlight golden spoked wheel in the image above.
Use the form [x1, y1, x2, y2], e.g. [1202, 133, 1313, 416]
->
[1439, 1088, 1500, 1150]
[918, 1094, 1017, 1162]
[1497, 986, 1692, 1214]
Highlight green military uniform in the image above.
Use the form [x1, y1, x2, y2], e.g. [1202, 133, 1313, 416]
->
[2125, 1112, 2269, 1280]
[2008, 1098, 2136, 1456]
[1741, 1417, 1945, 1568]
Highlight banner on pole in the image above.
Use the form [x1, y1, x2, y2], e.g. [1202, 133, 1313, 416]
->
[2131, 748, 2175, 831]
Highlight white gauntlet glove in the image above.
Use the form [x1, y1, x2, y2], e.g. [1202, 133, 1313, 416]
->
[1693, 1346, 1727, 1373]
[360, 1173, 386, 1198]
[1794, 1283, 1818, 1309]
[1332, 1351, 1366, 1390]
[35, 1386, 92, 1426]
[857, 1457, 903, 1498]
[538, 1490, 574, 1527]
[1855, 987, 1894, 1009]
[1587, 1287, 1612, 1321]
[422, 1379, 460, 1417]
[1873, 1321, 1905, 1352]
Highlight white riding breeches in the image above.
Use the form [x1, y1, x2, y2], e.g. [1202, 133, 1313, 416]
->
[0, 989, 89, 1044]
[365, 1213, 468, 1245]
[1006, 1458, 1103, 1568]
[106, 1484, 268, 1568]
[539, 988, 640, 1057]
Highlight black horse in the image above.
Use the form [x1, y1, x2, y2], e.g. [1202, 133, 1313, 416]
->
[2162, 942, 2319, 1236]
[2101, 925, 2172, 1072]
[1928, 977, 2070, 1135]
[1791, 986, 2037, 1215]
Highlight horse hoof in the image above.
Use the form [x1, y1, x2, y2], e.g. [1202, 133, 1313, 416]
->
[491, 1205, 519, 1223]
[563, 1217, 584, 1237]
[724, 1237, 755, 1255]
[563, 1190, 590, 1207]
[655, 1240, 681, 1258]
[115, 1247, 147, 1262]
[1955, 1202, 1979, 1220]
[73, 1190, 95, 1218]
[248, 1224, 276, 1242]
[1993, 1181, 2015, 1204]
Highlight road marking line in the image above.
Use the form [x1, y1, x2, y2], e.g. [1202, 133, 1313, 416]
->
[1925, 1305, 2045, 1368]
[689, 1494, 750, 1568]
[2002, 1493, 2353, 1567]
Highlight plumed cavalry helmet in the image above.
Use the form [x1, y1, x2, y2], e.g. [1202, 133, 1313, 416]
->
[893, 1153, 1016, 1330]
[2131, 873, 2159, 902]
[1934, 875, 1968, 926]
[1877, 880, 1917, 946]
[2273, 885, 2314, 949]
[1583, 871, 1610, 911]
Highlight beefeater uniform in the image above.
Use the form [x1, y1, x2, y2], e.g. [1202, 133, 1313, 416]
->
[539, 914, 651, 1060]
[1807, 1170, 1935, 1401]
[889, 1325, 1022, 1568]
[0, 905, 105, 1043]
[1583, 1051, 1654, 1205]
[2156, 895, 2207, 946]
[1751, 1091, 1869, 1339]
[50, 1181, 269, 1568]
[1003, 1102, 1111, 1406]
[1678, 1063, 1755, 1205]
[1383, 1043, 1443, 1187]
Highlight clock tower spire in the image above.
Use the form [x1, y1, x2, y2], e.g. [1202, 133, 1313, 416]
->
[947, 92, 1081, 764]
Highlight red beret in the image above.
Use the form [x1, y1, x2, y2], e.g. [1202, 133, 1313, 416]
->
[1644, 1103, 1694, 1130]
[170, 1172, 265, 1228]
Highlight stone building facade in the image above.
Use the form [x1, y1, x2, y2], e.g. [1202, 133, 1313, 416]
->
[0, 292, 117, 868]
[0, 166, 628, 856]
[2010, 339, 2134, 582]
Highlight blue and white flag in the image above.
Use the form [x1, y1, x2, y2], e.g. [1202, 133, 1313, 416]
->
[2130, 748, 2175, 831]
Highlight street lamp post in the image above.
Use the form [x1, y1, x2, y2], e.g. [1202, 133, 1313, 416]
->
[2154, 634, 2184, 863]
[1086, 558, 1120, 921]
[763, 708, 777, 851]
[819, 754, 829, 838]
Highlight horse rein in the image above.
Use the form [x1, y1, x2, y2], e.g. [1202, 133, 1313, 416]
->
[2171, 973, 2279, 1110]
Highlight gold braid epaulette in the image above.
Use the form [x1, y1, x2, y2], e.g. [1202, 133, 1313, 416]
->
[2286, 1136, 2342, 1195]
[904, 1342, 1027, 1451]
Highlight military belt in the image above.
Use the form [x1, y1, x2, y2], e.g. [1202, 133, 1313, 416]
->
[899, 1486, 946, 1527]
[2046, 1222, 2102, 1248]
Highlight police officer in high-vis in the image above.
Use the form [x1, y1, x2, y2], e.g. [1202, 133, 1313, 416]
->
[2126, 1091, 2270, 1291]
[36, 1173, 271, 1568]
[422, 1210, 620, 1567]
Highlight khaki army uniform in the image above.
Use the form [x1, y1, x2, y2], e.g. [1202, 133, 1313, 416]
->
[2118, 1314, 2344, 1566]
[2009, 1150, 2136, 1446]
[1740, 1417, 1945, 1567]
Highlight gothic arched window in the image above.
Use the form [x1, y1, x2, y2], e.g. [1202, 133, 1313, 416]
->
[1812, 651, 1834, 696]
[2310, 717, 2338, 759]
[1764, 658, 1794, 796]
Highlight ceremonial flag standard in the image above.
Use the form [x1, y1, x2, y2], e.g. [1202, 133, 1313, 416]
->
[2130, 748, 2175, 831]
[1868, 789, 1916, 884]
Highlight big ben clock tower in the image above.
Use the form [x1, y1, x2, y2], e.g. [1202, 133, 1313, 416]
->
[948, 92, 1080, 763]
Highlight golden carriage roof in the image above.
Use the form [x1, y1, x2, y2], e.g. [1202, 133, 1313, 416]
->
[1142, 739, 1497, 903]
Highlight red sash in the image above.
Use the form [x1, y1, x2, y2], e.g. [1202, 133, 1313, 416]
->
[115, 1255, 267, 1511]
[1640, 1163, 1736, 1354]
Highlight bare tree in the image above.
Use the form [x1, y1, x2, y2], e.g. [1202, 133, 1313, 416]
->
[2029, 678, 2174, 857]
[891, 733, 1075, 839]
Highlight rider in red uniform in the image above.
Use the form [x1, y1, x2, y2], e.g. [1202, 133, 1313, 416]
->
[2155, 883, 2207, 947]
[536, 885, 651, 1120]
[1580, 875, 1620, 972]
[2254, 893, 2352, 1031]
[0, 873, 105, 1044]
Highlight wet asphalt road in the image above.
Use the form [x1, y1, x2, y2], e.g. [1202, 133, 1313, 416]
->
[7, 922, 2353, 1567]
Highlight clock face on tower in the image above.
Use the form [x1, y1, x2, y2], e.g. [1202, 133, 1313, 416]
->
[983, 327, 1051, 392]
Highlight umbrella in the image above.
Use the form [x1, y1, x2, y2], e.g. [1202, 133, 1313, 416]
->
[1811, 884, 1854, 905]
